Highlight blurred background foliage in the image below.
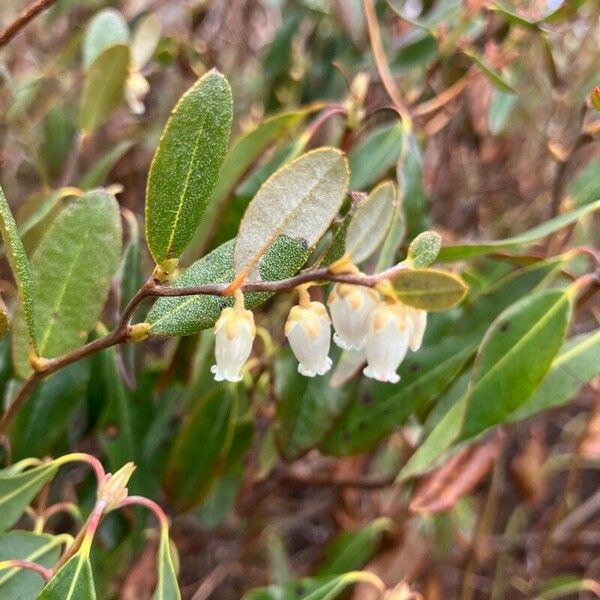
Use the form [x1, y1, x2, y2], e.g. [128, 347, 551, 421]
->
[0, 0, 599, 598]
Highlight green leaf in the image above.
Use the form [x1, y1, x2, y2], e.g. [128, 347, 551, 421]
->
[541, 0, 586, 23]
[37, 552, 96, 600]
[12, 191, 122, 376]
[566, 157, 600, 208]
[345, 181, 396, 264]
[319, 204, 358, 267]
[212, 108, 318, 207]
[488, 88, 519, 135]
[0, 184, 37, 350]
[393, 268, 468, 311]
[460, 288, 573, 440]
[145, 70, 233, 265]
[82, 9, 129, 69]
[0, 304, 8, 340]
[275, 351, 351, 460]
[78, 44, 130, 133]
[242, 572, 381, 600]
[233, 148, 348, 281]
[0, 462, 59, 532]
[375, 185, 406, 270]
[0, 532, 64, 598]
[163, 387, 236, 510]
[13, 190, 73, 255]
[324, 257, 565, 458]
[235, 136, 309, 199]
[407, 230, 442, 268]
[10, 362, 90, 460]
[398, 268, 563, 481]
[77, 141, 134, 189]
[438, 199, 600, 261]
[316, 518, 391, 576]
[490, 4, 539, 30]
[508, 330, 600, 423]
[188, 105, 322, 258]
[147, 236, 309, 336]
[131, 13, 161, 69]
[398, 134, 429, 238]
[94, 347, 138, 477]
[152, 530, 180, 600]
[321, 344, 474, 456]
[463, 49, 517, 94]
[119, 210, 143, 313]
[349, 123, 403, 190]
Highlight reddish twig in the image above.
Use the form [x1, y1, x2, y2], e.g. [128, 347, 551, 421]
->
[0, 559, 52, 582]
[362, 0, 412, 127]
[0, 0, 60, 48]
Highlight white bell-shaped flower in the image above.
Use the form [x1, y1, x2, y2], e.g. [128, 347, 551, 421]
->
[211, 297, 255, 382]
[406, 306, 427, 352]
[285, 301, 332, 377]
[363, 302, 410, 384]
[328, 283, 380, 351]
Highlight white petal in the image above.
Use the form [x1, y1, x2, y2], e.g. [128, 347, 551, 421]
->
[286, 302, 332, 377]
[363, 304, 409, 383]
[407, 308, 427, 352]
[212, 308, 255, 382]
[328, 284, 379, 351]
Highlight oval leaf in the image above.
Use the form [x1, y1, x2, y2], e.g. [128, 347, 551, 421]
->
[243, 572, 381, 600]
[407, 230, 442, 268]
[78, 44, 130, 133]
[393, 268, 468, 311]
[233, 148, 348, 282]
[12, 191, 122, 377]
[147, 236, 309, 337]
[163, 388, 235, 510]
[438, 199, 600, 261]
[275, 351, 351, 460]
[37, 552, 96, 600]
[82, 9, 129, 69]
[0, 532, 63, 598]
[145, 70, 233, 265]
[321, 344, 473, 456]
[464, 49, 517, 94]
[345, 181, 396, 264]
[152, 530, 180, 600]
[509, 330, 600, 423]
[131, 13, 161, 69]
[316, 518, 391, 576]
[349, 123, 403, 190]
[460, 288, 573, 439]
[0, 184, 36, 349]
[409, 432, 503, 514]
[0, 462, 59, 532]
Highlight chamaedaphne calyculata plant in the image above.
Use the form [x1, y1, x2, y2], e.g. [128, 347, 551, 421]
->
[0, 1, 599, 597]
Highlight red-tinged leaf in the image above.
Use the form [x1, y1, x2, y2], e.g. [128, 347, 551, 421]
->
[409, 432, 504, 514]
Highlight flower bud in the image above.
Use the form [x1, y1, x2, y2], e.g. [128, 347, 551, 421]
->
[211, 305, 255, 382]
[98, 462, 136, 511]
[285, 301, 332, 377]
[328, 283, 379, 351]
[363, 302, 410, 384]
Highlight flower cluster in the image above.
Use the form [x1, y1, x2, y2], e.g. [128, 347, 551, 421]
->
[211, 279, 427, 385]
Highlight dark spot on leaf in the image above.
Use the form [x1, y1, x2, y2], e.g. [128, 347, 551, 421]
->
[499, 321, 510, 332]
[410, 363, 420, 373]
[104, 424, 119, 439]
[361, 394, 373, 406]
